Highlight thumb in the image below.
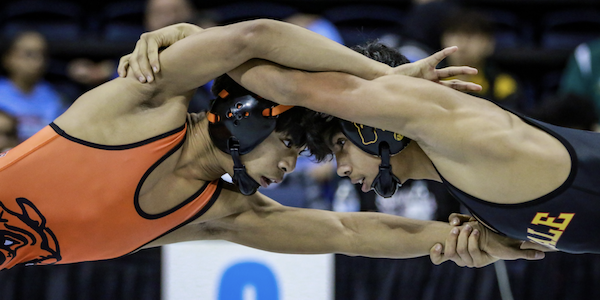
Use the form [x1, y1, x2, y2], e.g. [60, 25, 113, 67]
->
[501, 246, 545, 260]
[429, 243, 445, 265]
[517, 249, 545, 260]
[520, 241, 555, 252]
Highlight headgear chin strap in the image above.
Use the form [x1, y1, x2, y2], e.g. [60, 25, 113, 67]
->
[371, 143, 401, 198]
[228, 138, 261, 196]
[339, 120, 410, 198]
[207, 89, 293, 195]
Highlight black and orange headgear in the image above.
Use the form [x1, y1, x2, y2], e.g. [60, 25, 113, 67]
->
[207, 89, 293, 195]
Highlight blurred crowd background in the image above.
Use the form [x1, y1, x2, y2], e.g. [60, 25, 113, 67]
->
[1, 0, 600, 299]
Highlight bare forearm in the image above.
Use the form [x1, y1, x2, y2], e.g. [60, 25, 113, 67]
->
[246, 19, 390, 80]
[155, 19, 389, 96]
[221, 208, 452, 259]
[227, 59, 362, 109]
[338, 212, 452, 258]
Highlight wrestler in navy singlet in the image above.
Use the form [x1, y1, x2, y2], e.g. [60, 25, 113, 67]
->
[441, 115, 600, 254]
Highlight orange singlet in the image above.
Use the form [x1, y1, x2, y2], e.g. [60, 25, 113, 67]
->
[0, 123, 221, 270]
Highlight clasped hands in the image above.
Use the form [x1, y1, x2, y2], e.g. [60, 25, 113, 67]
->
[430, 213, 547, 268]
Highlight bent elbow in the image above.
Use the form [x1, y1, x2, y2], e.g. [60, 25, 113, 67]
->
[233, 19, 280, 56]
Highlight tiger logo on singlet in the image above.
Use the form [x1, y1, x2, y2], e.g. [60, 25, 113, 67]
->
[0, 197, 61, 269]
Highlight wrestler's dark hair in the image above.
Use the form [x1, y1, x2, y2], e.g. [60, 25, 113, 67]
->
[305, 41, 411, 160]
[210, 74, 334, 161]
[351, 42, 410, 68]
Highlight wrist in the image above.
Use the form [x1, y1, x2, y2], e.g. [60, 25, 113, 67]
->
[374, 64, 394, 78]
[391, 63, 419, 77]
[178, 23, 202, 37]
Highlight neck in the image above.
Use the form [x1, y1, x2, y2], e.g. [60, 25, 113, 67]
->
[391, 142, 440, 183]
[11, 75, 37, 94]
[175, 113, 233, 181]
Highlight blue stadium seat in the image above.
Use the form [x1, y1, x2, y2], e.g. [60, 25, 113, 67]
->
[323, 4, 405, 47]
[1, 0, 82, 41]
[540, 9, 600, 50]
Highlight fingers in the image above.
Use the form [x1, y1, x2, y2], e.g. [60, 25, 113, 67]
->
[444, 227, 460, 258]
[441, 46, 459, 56]
[119, 34, 161, 83]
[448, 213, 474, 226]
[484, 233, 546, 261]
[430, 243, 445, 265]
[431, 224, 490, 268]
[133, 35, 154, 83]
[147, 38, 160, 74]
[428, 227, 465, 267]
[436, 66, 478, 78]
[439, 80, 483, 92]
[467, 229, 486, 266]
[424, 46, 458, 66]
[502, 244, 545, 260]
[129, 39, 146, 82]
[435, 224, 481, 267]
[441, 226, 469, 267]
[520, 241, 555, 252]
[522, 249, 545, 260]
[117, 54, 131, 78]
[455, 224, 475, 267]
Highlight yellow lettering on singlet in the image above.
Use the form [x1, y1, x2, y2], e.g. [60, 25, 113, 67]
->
[531, 213, 574, 231]
[527, 213, 574, 248]
[526, 235, 559, 250]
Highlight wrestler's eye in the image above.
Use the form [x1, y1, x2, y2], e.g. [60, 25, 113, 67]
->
[4, 238, 14, 246]
[330, 138, 346, 152]
[282, 139, 292, 148]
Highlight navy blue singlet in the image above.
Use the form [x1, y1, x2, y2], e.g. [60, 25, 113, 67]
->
[440, 115, 600, 254]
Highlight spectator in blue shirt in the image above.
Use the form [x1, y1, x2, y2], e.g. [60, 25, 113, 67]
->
[0, 31, 66, 141]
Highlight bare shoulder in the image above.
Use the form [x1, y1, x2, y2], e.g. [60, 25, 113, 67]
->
[423, 95, 572, 203]
[54, 76, 190, 144]
[55, 77, 150, 125]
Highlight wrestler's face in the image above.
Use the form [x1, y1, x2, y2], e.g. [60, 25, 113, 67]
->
[330, 132, 381, 193]
[241, 131, 304, 188]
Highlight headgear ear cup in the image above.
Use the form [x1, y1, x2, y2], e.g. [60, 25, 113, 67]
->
[339, 120, 410, 197]
[207, 90, 294, 195]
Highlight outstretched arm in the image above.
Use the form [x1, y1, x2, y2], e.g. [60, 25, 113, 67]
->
[149, 184, 544, 265]
[120, 22, 482, 91]
[130, 19, 392, 98]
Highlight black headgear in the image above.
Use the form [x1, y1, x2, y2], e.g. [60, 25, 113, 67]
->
[207, 89, 293, 195]
[339, 120, 411, 198]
